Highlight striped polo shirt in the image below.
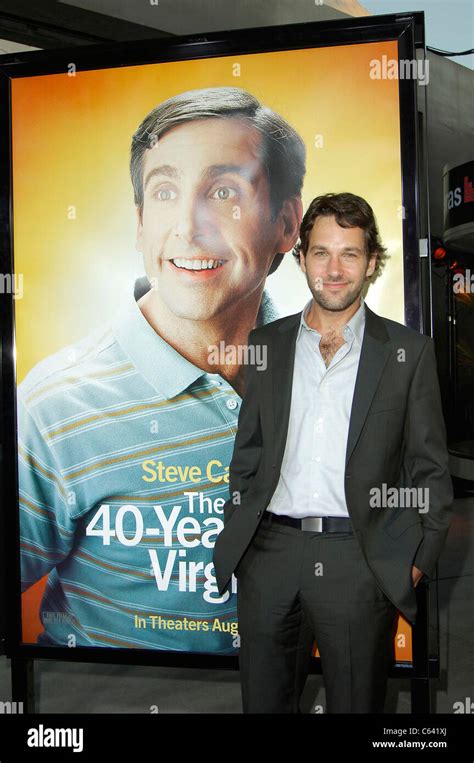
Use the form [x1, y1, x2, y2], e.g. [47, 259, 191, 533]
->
[19, 287, 279, 652]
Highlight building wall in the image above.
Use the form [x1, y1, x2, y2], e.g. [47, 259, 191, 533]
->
[422, 53, 474, 453]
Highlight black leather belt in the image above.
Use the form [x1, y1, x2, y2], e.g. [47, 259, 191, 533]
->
[263, 511, 353, 534]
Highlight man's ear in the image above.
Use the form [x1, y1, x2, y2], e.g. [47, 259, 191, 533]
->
[135, 206, 143, 253]
[366, 252, 377, 279]
[299, 250, 307, 273]
[276, 196, 303, 253]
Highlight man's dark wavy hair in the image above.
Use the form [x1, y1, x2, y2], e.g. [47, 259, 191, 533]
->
[293, 192, 389, 277]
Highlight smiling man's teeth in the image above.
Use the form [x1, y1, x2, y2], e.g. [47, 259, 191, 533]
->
[171, 258, 225, 270]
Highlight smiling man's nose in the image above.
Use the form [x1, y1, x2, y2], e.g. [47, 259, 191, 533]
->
[173, 194, 208, 242]
[327, 254, 344, 277]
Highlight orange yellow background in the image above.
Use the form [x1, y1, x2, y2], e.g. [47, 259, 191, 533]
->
[12, 40, 412, 661]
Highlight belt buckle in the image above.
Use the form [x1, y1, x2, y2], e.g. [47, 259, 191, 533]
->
[301, 517, 323, 532]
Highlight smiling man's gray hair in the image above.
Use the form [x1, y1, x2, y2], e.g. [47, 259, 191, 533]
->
[130, 87, 306, 240]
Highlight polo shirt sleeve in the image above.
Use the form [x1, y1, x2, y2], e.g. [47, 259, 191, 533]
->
[18, 395, 77, 592]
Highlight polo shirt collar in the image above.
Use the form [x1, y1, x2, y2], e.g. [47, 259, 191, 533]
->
[112, 287, 279, 400]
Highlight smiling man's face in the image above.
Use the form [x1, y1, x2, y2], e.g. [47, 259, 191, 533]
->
[136, 117, 289, 321]
[300, 215, 377, 312]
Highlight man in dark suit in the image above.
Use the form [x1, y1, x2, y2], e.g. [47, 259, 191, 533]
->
[213, 192, 453, 713]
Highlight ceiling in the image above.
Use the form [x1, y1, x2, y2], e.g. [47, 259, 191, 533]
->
[59, 0, 370, 35]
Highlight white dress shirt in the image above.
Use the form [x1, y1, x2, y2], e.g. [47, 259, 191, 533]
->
[266, 296, 366, 518]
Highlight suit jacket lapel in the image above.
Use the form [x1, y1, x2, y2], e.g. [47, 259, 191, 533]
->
[271, 312, 301, 465]
[345, 306, 391, 465]
[270, 304, 391, 470]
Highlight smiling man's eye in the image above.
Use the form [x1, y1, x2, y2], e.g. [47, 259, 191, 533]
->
[211, 186, 236, 200]
[154, 188, 177, 201]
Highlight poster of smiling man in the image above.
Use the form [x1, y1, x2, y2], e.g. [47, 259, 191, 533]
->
[4, 23, 417, 659]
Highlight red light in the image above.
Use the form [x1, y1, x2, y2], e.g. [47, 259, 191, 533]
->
[448, 260, 459, 270]
[433, 246, 447, 260]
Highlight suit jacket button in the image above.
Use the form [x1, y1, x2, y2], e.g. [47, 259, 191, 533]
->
[257, 510, 262, 516]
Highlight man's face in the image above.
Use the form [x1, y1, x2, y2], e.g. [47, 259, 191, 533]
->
[299, 215, 377, 312]
[136, 117, 290, 320]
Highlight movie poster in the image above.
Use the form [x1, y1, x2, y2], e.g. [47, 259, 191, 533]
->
[12, 39, 412, 659]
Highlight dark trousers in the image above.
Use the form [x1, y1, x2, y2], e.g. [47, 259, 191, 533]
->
[236, 518, 398, 713]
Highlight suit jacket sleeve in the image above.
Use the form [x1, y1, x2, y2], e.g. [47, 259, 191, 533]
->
[403, 337, 454, 578]
[224, 328, 263, 524]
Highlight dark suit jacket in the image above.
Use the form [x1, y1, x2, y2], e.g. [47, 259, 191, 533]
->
[213, 305, 454, 625]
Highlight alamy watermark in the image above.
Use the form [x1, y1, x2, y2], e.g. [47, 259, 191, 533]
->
[0, 700, 24, 714]
[369, 484, 429, 513]
[27, 724, 84, 753]
[0, 272, 23, 299]
[370, 55, 429, 86]
[453, 697, 474, 713]
[208, 341, 267, 371]
[453, 269, 474, 294]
